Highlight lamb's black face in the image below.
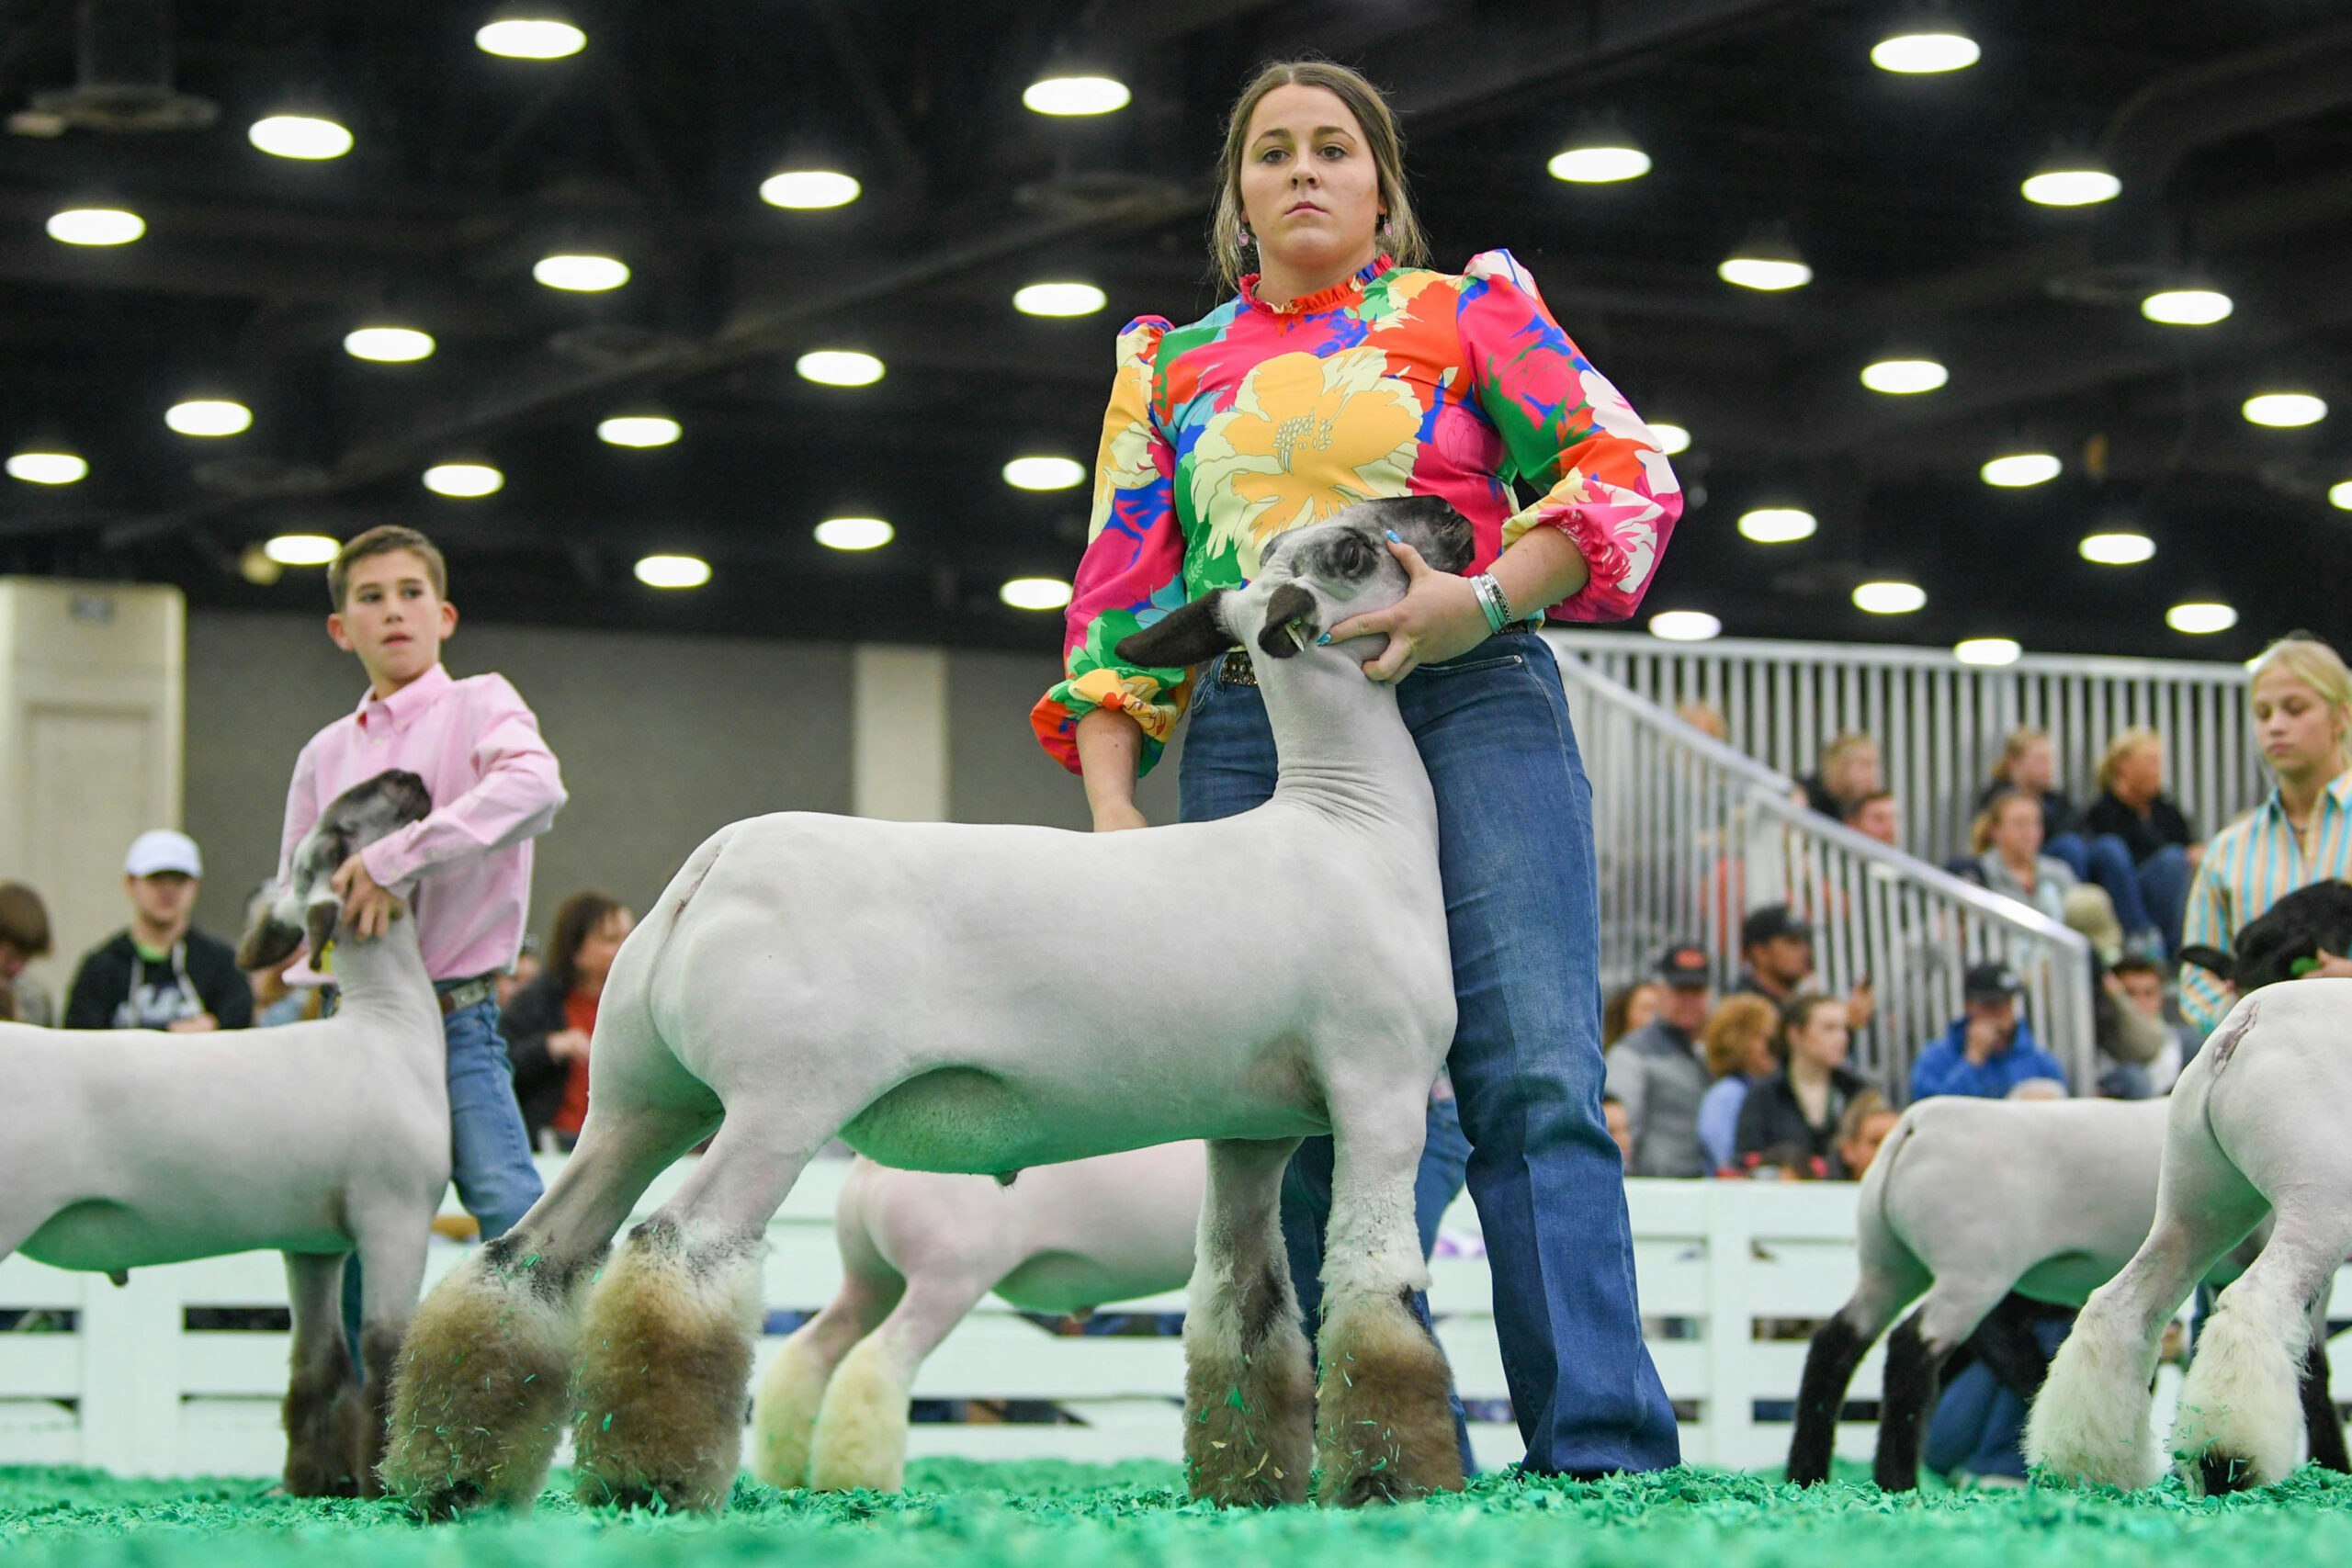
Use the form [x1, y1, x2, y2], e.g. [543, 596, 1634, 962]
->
[1252, 498, 1476, 659]
[237, 770, 434, 970]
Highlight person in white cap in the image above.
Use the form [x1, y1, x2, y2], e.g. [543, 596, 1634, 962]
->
[61, 829, 254, 1032]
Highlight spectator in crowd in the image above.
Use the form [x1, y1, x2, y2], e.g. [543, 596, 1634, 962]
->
[1735, 904, 1875, 1031]
[1675, 701, 1728, 743]
[1910, 962, 2068, 1100]
[0, 881, 56, 1026]
[506, 891, 636, 1152]
[496, 932, 542, 1012]
[2060, 886, 2167, 1100]
[1602, 943, 1714, 1178]
[1735, 992, 1871, 1177]
[1602, 979, 1664, 1049]
[1601, 1093, 1634, 1168]
[1800, 733, 1882, 822]
[2084, 728, 2199, 957]
[1843, 790, 1900, 849]
[63, 830, 252, 1032]
[1694, 993, 1779, 1172]
[249, 963, 313, 1027]
[1836, 1090, 1901, 1179]
[2007, 1077, 2068, 1102]
[1983, 728, 2162, 954]
[1972, 786, 2077, 923]
[2111, 955, 2195, 1093]
[2179, 631, 2352, 1033]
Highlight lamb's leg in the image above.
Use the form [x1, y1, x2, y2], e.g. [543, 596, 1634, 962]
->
[749, 1271, 899, 1491]
[1313, 1105, 1464, 1506]
[1968, 1295, 2059, 1403]
[1789, 1236, 1927, 1485]
[571, 1113, 820, 1514]
[281, 1251, 367, 1497]
[1183, 1136, 1313, 1507]
[350, 1208, 432, 1498]
[1874, 1286, 2001, 1492]
[2299, 1294, 2347, 1475]
[382, 1106, 707, 1518]
[807, 1274, 986, 1494]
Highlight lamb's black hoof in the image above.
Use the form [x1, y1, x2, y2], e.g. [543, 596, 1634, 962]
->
[2197, 1451, 2258, 1495]
[402, 1479, 484, 1523]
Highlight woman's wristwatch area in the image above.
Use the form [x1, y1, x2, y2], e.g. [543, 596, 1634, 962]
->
[1468, 570, 1527, 637]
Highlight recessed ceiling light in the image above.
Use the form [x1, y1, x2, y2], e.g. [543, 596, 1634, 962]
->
[2078, 531, 2155, 565]
[1547, 137, 1650, 184]
[477, 16, 585, 59]
[1023, 74, 1130, 116]
[2243, 392, 2326, 428]
[635, 553, 709, 588]
[1717, 241, 1813, 291]
[6, 447, 85, 485]
[47, 206, 144, 245]
[1954, 637, 2022, 666]
[1012, 281, 1107, 317]
[1981, 452, 2061, 487]
[597, 413, 681, 447]
[1860, 357, 1948, 394]
[2330, 479, 2352, 511]
[1000, 576, 1073, 610]
[1647, 422, 1692, 455]
[2021, 162, 2120, 208]
[797, 350, 884, 387]
[2141, 288, 2233, 326]
[1649, 610, 1721, 642]
[344, 326, 435, 363]
[423, 462, 503, 498]
[248, 114, 353, 160]
[1738, 507, 1816, 544]
[1853, 580, 1927, 615]
[263, 533, 339, 566]
[533, 253, 628, 291]
[2166, 601, 2237, 635]
[760, 169, 861, 209]
[814, 516, 893, 551]
[1871, 28, 1980, 73]
[1003, 456, 1085, 491]
[165, 399, 252, 437]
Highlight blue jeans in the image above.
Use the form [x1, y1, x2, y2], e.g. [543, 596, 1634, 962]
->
[2047, 832, 2158, 938]
[344, 994, 544, 1360]
[1177, 634, 1680, 1475]
[2136, 844, 2193, 959]
[1924, 1314, 2073, 1480]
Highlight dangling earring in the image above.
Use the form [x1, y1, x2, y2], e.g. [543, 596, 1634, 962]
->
[1238, 223, 1254, 248]
[1377, 213, 1392, 238]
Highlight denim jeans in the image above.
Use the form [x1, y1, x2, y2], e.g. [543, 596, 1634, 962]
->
[2047, 831, 2158, 938]
[2137, 844, 2193, 958]
[1177, 634, 1680, 1475]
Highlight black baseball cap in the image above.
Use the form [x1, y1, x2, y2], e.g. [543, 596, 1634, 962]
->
[1741, 905, 1813, 950]
[1656, 942, 1713, 988]
[1963, 962, 2022, 1002]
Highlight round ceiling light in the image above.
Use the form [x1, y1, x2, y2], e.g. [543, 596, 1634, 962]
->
[263, 533, 339, 566]
[2021, 163, 2120, 208]
[1647, 422, 1692, 455]
[1003, 456, 1085, 491]
[1852, 580, 1927, 615]
[6, 447, 85, 485]
[1000, 576, 1074, 610]
[1737, 507, 1816, 544]
[248, 114, 353, 160]
[1871, 28, 1981, 73]
[1860, 357, 1949, 394]
[1547, 136, 1650, 184]
[2166, 601, 2237, 635]
[1012, 281, 1107, 318]
[1980, 452, 2061, 487]
[760, 169, 861, 209]
[797, 350, 884, 387]
[47, 206, 144, 245]
[1953, 637, 2022, 667]
[2141, 288, 2233, 326]
[532, 253, 628, 291]
[635, 554, 710, 589]
[164, 399, 252, 437]
[1648, 610, 1721, 642]
[477, 17, 585, 59]
[597, 413, 681, 447]
[2078, 531, 2156, 565]
[2243, 392, 2326, 428]
[423, 462, 503, 498]
[1717, 247, 1813, 291]
[1023, 74, 1130, 116]
[815, 516, 894, 551]
[344, 326, 435, 363]
[2330, 479, 2352, 511]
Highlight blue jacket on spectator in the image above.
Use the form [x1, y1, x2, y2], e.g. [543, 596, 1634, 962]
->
[1910, 1017, 2068, 1100]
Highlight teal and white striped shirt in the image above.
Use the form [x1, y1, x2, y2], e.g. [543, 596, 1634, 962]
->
[2178, 768, 2352, 1033]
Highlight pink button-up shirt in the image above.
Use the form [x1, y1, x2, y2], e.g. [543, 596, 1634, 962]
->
[277, 663, 567, 982]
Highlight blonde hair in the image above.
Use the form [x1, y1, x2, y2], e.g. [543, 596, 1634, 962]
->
[1992, 727, 2047, 786]
[1209, 59, 1430, 293]
[1970, 786, 2039, 855]
[1701, 994, 1779, 1079]
[2096, 728, 2163, 794]
[2248, 632, 2352, 773]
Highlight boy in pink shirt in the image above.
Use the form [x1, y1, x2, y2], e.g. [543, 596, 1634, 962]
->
[275, 525, 567, 1267]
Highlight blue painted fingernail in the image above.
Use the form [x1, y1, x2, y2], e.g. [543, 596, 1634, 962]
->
[1316, 632, 1331, 646]
[1385, 529, 1401, 542]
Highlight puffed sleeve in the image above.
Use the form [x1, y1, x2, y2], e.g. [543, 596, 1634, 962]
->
[1455, 249, 1683, 622]
[1031, 316, 1193, 775]
[2177, 851, 2236, 1035]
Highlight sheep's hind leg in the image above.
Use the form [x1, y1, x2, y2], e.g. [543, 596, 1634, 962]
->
[281, 1251, 367, 1497]
[2299, 1297, 2347, 1474]
[1312, 1106, 1464, 1506]
[1183, 1136, 1313, 1506]
[807, 1273, 985, 1494]
[749, 1269, 899, 1490]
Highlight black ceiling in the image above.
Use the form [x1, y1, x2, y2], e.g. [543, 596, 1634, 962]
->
[3, 0, 2350, 660]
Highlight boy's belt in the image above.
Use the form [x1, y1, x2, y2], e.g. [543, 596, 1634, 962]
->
[435, 976, 496, 1016]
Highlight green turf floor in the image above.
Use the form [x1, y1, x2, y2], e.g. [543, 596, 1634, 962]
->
[6, 1461, 2351, 1568]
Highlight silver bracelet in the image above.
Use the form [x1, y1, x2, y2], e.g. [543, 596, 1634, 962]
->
[1468, 571, 1514, 636]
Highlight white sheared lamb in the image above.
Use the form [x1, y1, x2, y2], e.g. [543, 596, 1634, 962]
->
[747, 1144, 1206, 1493]
[0, 771, 449, 1495]
[382, 498, 1475, 1518]
[1787, 1094, 2344, 1490]
[2028, 980, 2352, 1495]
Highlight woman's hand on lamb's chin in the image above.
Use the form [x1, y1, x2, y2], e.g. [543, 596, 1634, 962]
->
[1327, 538, 1488, 685]
[1091, 802, 1150, 833]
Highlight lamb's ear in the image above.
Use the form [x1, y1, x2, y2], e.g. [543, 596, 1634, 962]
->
[1376, 496, 1475, 576]
[237, 901, 305, 972]
[1114, 590, 1234, 669]
[2177, 945, 2235, 982]
[304, 898, 339, 972]
[1256, 583, 1320, 659]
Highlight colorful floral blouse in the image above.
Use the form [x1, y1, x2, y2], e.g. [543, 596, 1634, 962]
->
[1031, 249, 1684, 774]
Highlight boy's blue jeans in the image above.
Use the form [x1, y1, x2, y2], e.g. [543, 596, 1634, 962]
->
[1176, 633, 1680, 1476]
[342, 993, 544, 1360]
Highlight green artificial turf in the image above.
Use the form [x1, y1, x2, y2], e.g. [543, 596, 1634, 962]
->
[5, 1460, 2351, 1568]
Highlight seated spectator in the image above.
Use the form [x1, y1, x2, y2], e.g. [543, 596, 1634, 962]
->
[506, 890, 636, 1151]
[1836, 1090, 1901, 1179]
[2111, 954, 2195, 1092]
[2060, 886, 2166, 1100]
[1602, 978, 1664, 1049]
[2007, 1077, 2068, 1101]
[1735, 991, 1873, 1177]
[1738, 1142, 1828, 1180]
[1695, 994, 1779, 1172]
[2084, 728, 2199, 957]
[1910, 962, 2068, 1100]
[1735, 903, 1876, 1032]
[1800, 732, 1882, 823]
[1675, 701, 1729, 743]
[1973, 787, 2078, 922]
[1843, 790, 1901, 849]
[0, 881, 56, 1026]
[1983, 728, 2162, 955]
[1601, 1093, 1634, 1168]
[63, 830, 251, 1032]
[1601, 942, 1714, 1178]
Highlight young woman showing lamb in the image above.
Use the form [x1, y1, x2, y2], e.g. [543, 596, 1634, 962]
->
[382, 501, 1479, 1518]
[0, 770, 448, 1496]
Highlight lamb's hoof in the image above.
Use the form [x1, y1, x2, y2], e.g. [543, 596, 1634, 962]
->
[577, 1473, 704, 1513]
[401, 1480, 485, 1524]
[2191, 1451, 2263, 1498]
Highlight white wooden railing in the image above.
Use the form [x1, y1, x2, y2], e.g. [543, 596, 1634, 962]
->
[6, 1157, 2346, 1480]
